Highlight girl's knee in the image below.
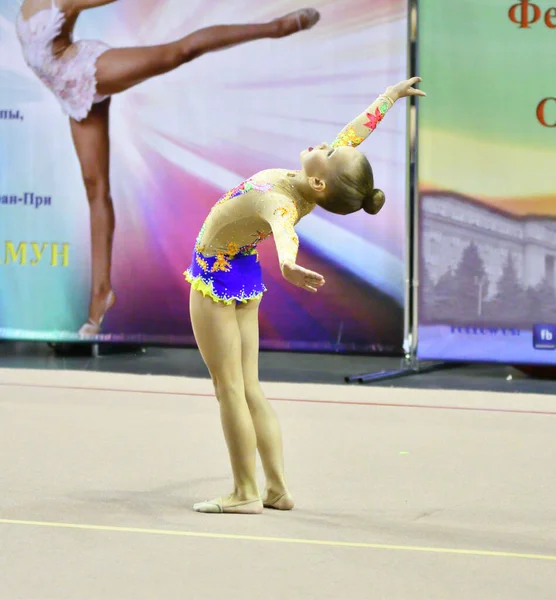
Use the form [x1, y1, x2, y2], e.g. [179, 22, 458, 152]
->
[214, 378, 245, 403]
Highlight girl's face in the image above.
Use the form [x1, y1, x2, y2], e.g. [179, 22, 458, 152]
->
[300, 143, 360, 183]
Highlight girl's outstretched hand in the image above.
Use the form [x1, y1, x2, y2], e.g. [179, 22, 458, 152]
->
[282, 262, 325, 293]
[385, 77, 426, 101]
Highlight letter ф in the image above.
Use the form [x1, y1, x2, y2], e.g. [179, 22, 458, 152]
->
[509, 0, 541, 27]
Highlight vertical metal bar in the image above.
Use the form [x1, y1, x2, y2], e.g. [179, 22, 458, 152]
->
[403, 0, 419, 359]
[410, 0, 420, 357]
[403, 0, 414, 357]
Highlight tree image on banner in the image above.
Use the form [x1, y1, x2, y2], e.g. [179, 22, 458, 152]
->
[484, 252, 525, 322]
[430, 269, 457, 322]
[453, 243, 488, 321]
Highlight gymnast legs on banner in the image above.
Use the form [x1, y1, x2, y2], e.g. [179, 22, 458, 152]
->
[16, 0, 321, 335]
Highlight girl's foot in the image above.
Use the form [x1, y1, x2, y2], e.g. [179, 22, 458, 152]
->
[193, 494, 263, 514]
[78, 289, 116, 337]
[272, 8, 321, 38]
[263, 489, 295, 511]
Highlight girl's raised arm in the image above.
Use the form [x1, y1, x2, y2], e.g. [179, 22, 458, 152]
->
[331, 77, 425, 149]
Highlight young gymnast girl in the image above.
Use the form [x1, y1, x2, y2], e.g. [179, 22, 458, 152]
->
[185, 76, 426, 514]
[15, 0, 320, 336]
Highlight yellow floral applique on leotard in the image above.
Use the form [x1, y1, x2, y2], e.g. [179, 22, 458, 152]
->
[330, 97, 392, 149]
[226, 242, 240, 258]
[211, 252, 232, 273]
[331, 125, 365, 148]
[196, 255, 209, 273]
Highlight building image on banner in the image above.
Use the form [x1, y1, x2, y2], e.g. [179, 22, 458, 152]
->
[0, 0, 409, 353]
[416, 0, 556, 365]
[420, 191, 556, 326]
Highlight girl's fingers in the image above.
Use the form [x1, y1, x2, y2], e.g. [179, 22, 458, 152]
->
[303, 268, 324, 280]
[306, 275, 325, 284]
[293, 265, 325, 290]
[306, 280, 325, 288]
[407, 87, 426, 97]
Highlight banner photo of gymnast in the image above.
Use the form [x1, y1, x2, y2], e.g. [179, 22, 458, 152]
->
[0, 0, 409, 354]
[416, 0, 556, 364]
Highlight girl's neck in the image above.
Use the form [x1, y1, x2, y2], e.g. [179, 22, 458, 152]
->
[276, 169, 317, 212]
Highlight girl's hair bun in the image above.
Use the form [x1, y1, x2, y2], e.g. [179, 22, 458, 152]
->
[363, 188, 385, 215]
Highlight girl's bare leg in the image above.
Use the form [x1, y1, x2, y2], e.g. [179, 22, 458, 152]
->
[189, 290, 261, 513]
[69, 99, 116, 328]
[236, 299, 294, 510]
[94, 9, 320, 96]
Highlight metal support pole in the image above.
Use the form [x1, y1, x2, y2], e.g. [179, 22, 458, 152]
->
[345, 0, 453, 384]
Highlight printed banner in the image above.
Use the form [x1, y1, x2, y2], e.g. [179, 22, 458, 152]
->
[417, 0, 556, 363]
[0, 0, 408, 353]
